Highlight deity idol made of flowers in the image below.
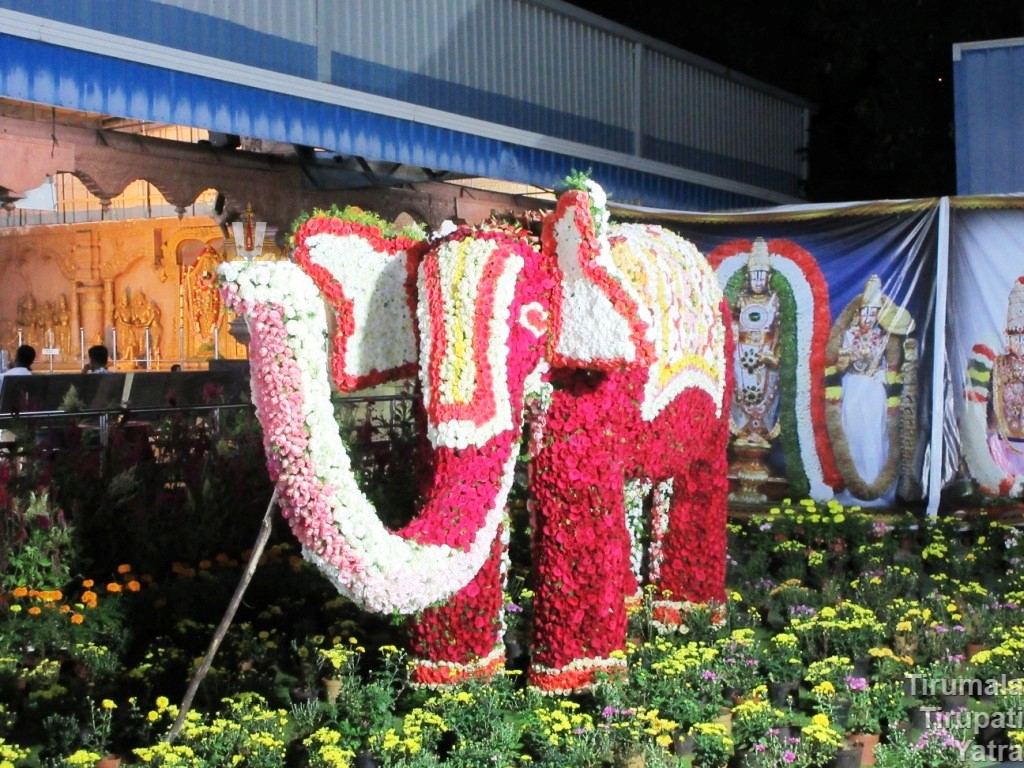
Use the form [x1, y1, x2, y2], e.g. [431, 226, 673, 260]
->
[825, 274, 916, 505]
[219, 178, 733, 693]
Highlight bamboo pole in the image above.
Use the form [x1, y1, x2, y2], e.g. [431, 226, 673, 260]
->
[165, 487, 279, 743]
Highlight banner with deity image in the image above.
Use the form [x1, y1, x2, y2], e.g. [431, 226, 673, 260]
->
[946, 199, 1024, 501]
[619, 200, 940, 507]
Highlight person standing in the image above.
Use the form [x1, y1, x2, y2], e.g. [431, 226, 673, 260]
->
[988, 278, 1024, 474]
[2, 345, 35, 376]
[87, 345, 110, 373]
[827, 274, 915, 505]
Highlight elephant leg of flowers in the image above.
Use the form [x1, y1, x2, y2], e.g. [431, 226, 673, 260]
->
[526, 363, 732, 693]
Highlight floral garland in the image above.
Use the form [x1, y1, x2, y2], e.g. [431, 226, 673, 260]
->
[624, 478, 652, 585]
[823, 299, 908, 500]
[711, 240, 840, 500]
[623, 478, 673, 590]
[962, 344, 1024, 497]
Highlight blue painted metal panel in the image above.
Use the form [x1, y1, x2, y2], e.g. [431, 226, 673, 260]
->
[0, 0, 317, 78]
[0, 33, 769, 210]
[954, 40, 1024, 195]
[332, 53, 634, 154]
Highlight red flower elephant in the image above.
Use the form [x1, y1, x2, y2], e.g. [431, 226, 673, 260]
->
[219, 181, 732, 692]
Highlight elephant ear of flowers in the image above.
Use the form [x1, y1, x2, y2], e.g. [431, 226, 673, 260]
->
[543, 186, 727, 420]
[292, 214, 427, 392]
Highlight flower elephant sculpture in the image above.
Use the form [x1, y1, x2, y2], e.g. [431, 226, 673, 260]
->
[219, 182, 733, 692]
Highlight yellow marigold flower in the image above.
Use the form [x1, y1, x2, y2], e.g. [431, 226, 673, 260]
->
[811, 713, 831, 728]
[156, 696, 170, 710]
[102, 699, 117, 710]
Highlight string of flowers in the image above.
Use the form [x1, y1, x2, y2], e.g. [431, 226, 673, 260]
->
[962, 343, 1024, 496]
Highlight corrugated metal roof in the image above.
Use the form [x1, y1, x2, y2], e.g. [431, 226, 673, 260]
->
[0, 2, 809, 209]
[954, 37, 1024, 195]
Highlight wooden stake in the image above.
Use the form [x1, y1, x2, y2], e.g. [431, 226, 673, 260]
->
[165, 487, 279, 743]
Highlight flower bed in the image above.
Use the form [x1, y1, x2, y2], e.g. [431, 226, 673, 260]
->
[2, 470, 1024, 767]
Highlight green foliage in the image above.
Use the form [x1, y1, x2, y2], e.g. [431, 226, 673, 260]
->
[557, 168, 594, 193]
[290, 205, 427, 245]
[1, 491, 73, 592]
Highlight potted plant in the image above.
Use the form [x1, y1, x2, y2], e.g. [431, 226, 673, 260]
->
[844, 677, 883, 765]
[759, 631, 804, 706]
[796, 713, 847, 768]
[688, 721, 734, 768]
[730, 697, 785, 754]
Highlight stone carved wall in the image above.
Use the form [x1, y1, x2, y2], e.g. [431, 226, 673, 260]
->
[0, 216, 262, 369]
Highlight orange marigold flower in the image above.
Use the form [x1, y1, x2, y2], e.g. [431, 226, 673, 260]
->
[198, 560, 212, 570]
[82, 579, 95, 588]
[12, 587, 28, 598]
[27, 606, 41, 615]
[126, 581, 141, 593]
[106, 583, 122, 593]
[28, 589, 40, 598]
[117, 564, 132, 574]
[70, 613, 84, 624]
[59, 604, 71, 614]
[41, 590, 63, 602]
[82, 591, 98, 607]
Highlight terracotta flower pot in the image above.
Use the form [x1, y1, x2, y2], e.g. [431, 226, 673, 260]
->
[322, 677, 342, 704]
[830, 745, 862, 768]
[95, 756, 122, 768]
[847, 732, 880, 765]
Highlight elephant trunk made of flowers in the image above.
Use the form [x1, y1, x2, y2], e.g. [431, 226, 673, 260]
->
[218, 181, 733, 692]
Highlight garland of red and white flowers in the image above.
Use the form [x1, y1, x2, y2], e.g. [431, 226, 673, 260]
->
[218, 258, 517, 615]
[623, 478, 672, 589]
[962, 344, 1024, 497]
[711, 240, 841, 500]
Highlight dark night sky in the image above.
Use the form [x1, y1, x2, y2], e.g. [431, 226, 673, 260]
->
[565, 1, 1024, 202]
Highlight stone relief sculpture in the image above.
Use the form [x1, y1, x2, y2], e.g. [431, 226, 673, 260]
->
[113, 286, 165, 364]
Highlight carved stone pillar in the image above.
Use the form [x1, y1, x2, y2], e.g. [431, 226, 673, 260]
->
[79, 282, 105, 346]
[102, 278, 116, 357]
[69, 283, 82, 359]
